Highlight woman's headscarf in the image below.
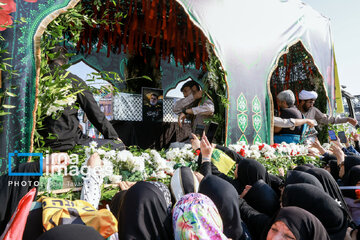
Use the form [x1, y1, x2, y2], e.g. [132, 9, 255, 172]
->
[172, 193, 228, 240]
[282, 183, 348, 240]
[328, 160, 340, 180]
[306, 167, 352, 221]
[36, 224, 104, 240]
[343, 165, 360, 199]
[118, 181, 173, 240]
[293, 164, 314, 172]
[236, 158, 270, 189]
[170, 166, 199, 202]
[285, 170, 324, 190]
[343, 155, 360, 184]
[110, 190, 127, 219]
[199, 175, 244, 240]
[269, 206, 330, 240]
[347, 165, 360, 186]
[244, 179, 280, 217]
[147, 181, 173, 213]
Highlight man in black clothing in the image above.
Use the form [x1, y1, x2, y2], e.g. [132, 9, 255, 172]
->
[38, 47, 125, 151]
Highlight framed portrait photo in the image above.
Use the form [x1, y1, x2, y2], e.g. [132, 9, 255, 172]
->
[142, 87, 164, 122]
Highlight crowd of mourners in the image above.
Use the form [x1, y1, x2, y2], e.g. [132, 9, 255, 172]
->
[1, 130, 360, 240]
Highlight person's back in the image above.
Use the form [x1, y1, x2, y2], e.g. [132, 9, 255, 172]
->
[278, 106, 303, 135]
[274, 89, 303, 143]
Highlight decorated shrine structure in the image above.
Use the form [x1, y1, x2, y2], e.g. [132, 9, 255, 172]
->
[0, 0, 340, 161]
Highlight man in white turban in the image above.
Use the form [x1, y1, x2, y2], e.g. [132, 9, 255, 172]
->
[298, 90, 357, 126]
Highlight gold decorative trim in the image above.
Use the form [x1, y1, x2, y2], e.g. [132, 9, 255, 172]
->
[30, 0, 81, 157]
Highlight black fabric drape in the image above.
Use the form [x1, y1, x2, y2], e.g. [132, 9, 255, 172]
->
[111, 120, 191, 150]
[118, 181, 173, 240]
[282, 183, 348, 240]
[199, 175, 244, 240]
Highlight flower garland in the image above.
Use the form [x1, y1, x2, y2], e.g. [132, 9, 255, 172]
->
[78, 141, 321, 183]
[83, 142, 197, 184]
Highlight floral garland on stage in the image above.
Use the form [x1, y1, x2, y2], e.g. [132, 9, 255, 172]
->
[83, 142, 197, 184]
[38, 141, 322, 201]
[79, 141, 321, 184]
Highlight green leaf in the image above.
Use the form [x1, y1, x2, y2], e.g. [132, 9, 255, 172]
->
[141, 76, 152, 81]
[0, 111, 11, 116]
[5, 92, 17, 97]
[2, 105, 16, 109]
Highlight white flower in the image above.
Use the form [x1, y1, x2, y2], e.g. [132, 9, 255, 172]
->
[101, 159, 113, 177]
[109, 175, 122, 183]
[128, 156, 145, 173]
[116, 150, 133, 163]
[97, 149, 106, 156]
[322, 143, 331, 150]
[250, 150, 261, 159]
[85, 147, 93, 158]
[155, 171, 167, 179]
[264, 151, 276, 159]
[89, 141, 98, 148]
[250, 145, 259, 151]
[182, 144, 192, 150]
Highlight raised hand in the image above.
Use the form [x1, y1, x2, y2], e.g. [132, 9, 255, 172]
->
[200, 133, 213, 161]
[178, 113, 186, 128]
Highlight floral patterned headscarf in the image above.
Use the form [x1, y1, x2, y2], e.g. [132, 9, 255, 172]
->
[172, 193, 228, 240]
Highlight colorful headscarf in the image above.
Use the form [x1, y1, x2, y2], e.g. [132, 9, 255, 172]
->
[172, 193, 228, 240]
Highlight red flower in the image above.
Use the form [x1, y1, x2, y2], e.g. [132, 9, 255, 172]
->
[258, 144, 265, 151]
[194, 149, 201, 156]
[271, 143, 280, 148]
[355, 189, 360, 199]
[0, 0, 16, 31]
[239, 148, 246, 157]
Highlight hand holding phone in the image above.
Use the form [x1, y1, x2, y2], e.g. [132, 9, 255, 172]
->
[194, 124, 205, 139]
[206, 122, 219, 143]
[328, 130, 337, 141]
[337, 131, 347, 144]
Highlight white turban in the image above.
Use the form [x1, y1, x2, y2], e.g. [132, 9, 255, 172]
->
[299, 90, 318, 100]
